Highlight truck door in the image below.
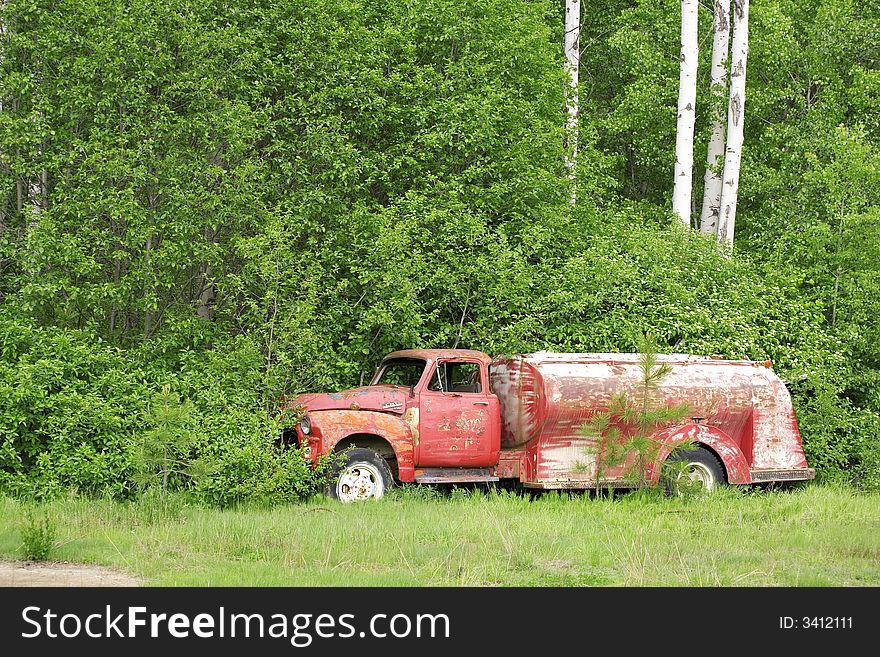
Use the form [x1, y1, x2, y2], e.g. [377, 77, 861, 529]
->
[416, 360, 500, 467]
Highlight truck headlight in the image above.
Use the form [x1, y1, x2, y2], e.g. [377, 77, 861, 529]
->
[299, 416, 311, 435]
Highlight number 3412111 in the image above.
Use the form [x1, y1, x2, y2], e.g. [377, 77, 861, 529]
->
[780, 617, 853, 629]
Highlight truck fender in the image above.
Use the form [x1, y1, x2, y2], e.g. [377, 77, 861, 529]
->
[313, 409, 415, 483]
[652, 423, 751, 485]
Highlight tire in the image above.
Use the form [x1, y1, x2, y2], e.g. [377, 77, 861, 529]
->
[328, 448, 393, 502]
[667, 447, 726, 494]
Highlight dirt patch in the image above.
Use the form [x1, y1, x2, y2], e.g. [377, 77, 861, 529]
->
[0, 560, 143, 587]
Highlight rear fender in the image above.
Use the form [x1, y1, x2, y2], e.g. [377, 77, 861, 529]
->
[650, 423, 751, 484]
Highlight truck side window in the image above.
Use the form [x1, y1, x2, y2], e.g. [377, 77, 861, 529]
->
[428, 362, 482, 393]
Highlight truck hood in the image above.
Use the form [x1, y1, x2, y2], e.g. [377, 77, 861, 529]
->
[293, 386, 409, 415]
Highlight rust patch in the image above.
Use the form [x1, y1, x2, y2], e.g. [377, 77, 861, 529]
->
[307, 409, 415, 482]
[404, 407, 420, 448]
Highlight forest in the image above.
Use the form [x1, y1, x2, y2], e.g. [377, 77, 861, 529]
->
[0, 0, 878, 504]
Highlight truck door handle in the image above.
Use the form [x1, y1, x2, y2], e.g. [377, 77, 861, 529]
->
[474, 401, 489, 405]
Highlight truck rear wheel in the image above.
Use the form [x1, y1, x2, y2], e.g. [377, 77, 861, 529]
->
[668, 447, 725, 494]
[329, 448, 393, 502]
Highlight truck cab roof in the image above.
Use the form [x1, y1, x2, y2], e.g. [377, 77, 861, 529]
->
[382, 349, 493, 366]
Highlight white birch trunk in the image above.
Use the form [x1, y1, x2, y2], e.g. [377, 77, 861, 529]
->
[699, 0, 731, 235]
[672, 0, 699, 227]
[27, 164, 44, 224]
[564, 0, 580, 201]
[25, 144, 45, 278]
[718, 0, 749, 246]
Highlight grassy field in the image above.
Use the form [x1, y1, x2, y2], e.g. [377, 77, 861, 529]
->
[1, 484, 878, 586]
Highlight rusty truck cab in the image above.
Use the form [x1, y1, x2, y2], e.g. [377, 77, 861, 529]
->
[288, 349, 501, 500]
[376, 349, 500, 470]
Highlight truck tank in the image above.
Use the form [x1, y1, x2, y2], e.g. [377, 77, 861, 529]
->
[489, 352, 810, 484]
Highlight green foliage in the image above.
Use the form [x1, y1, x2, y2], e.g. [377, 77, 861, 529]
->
[194, 434, 326, 508]
[0, 309, 146, 497]
[19, 507, 56, 561]
[0, 309, 327, 503]
[0, 0, 876, 497]
[792, 383, 880, 490]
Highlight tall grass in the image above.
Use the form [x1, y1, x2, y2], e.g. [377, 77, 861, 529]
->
[1, 484, 877, 586]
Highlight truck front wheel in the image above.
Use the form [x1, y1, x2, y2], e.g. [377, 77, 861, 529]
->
[329, 448, 393, 502]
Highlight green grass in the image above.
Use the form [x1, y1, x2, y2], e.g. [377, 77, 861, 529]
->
[1, 484, 878, 586]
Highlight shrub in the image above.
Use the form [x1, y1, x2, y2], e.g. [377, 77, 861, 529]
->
[20, 507, 56, 561]
[0, 313, 327, 504]
[0, 310, 145, 497]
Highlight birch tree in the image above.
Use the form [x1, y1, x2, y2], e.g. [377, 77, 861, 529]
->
[672, 0, 698, 227]
[564, 0, 580, 204]
[717, 0, 749, 246]
[27, 147, 45, 229]
[699, 0, 731, 235]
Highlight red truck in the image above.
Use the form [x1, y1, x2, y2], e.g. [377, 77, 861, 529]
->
[283, 349, 815, 501]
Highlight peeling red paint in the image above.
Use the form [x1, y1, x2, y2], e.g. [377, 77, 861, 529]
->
[296, 409, 416, 483]
[295, 387, 409, 415]
[283, 349, 815, 492]
[490, 352, 814, 487]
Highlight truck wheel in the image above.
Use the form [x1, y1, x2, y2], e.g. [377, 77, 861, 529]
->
[329, 448, 393, 502]
[668, 447, 725, 493]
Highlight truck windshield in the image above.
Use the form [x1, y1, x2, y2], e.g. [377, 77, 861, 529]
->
[371, 358, 427, 387]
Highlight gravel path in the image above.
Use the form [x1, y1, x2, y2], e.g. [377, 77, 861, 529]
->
[0, 560, 142, 586]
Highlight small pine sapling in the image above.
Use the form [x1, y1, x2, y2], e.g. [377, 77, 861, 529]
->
[133, 385, 198, 493]
[581, 335, 693, 493]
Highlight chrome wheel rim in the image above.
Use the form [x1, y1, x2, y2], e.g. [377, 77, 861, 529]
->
[682, 462, 716, 491]
[336, 463, 384, 502]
